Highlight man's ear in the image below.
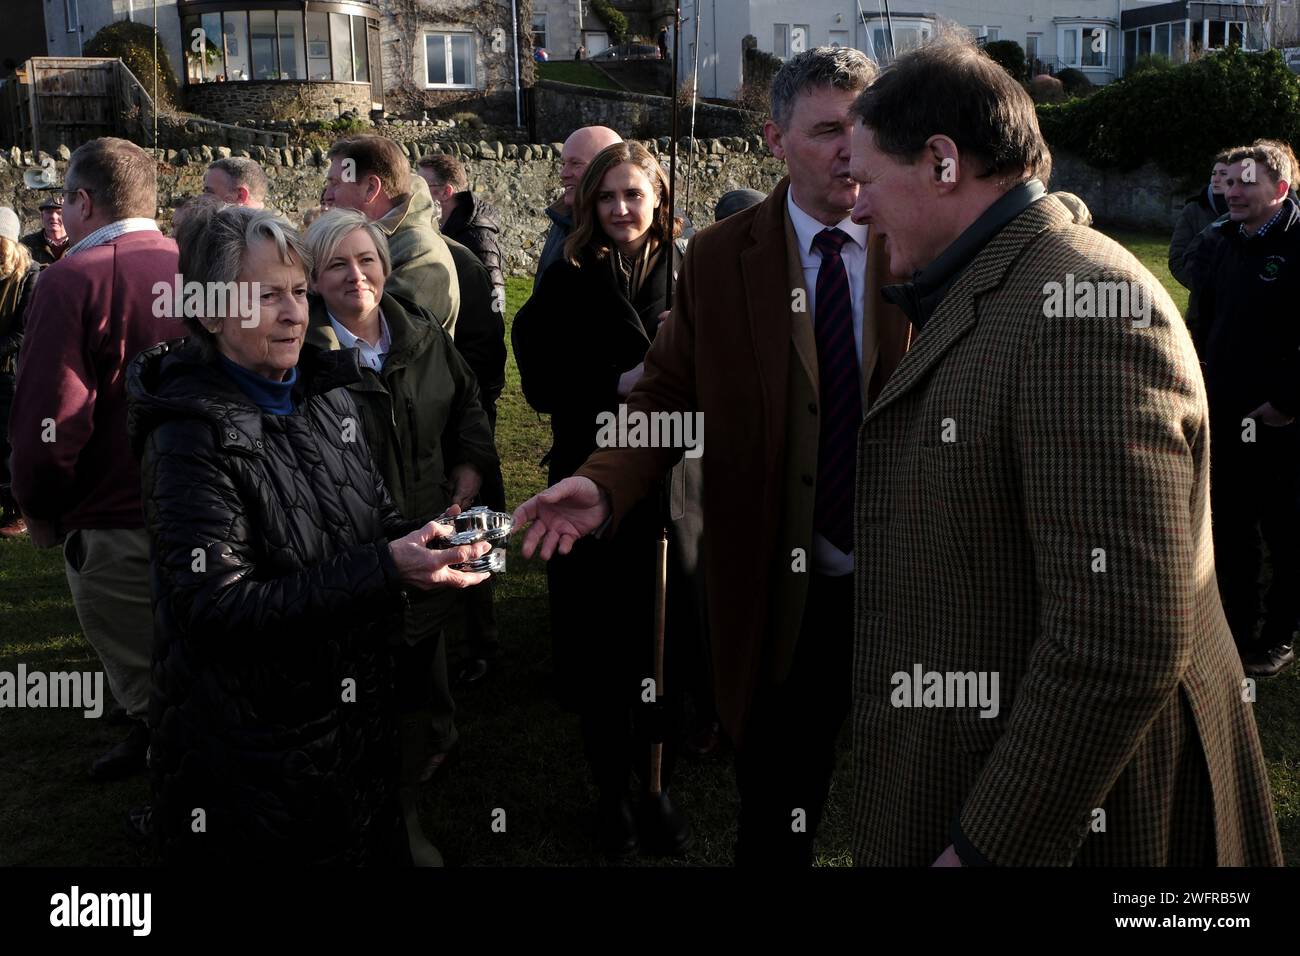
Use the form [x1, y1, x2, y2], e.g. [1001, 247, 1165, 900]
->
[236, 185, 251, 205]
[926, 135, 961, 192]
[763, 119, 785, 162]
[364, 174, 385, 206]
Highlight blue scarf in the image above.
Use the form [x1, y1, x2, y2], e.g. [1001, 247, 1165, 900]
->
[217, 354, 297, 415]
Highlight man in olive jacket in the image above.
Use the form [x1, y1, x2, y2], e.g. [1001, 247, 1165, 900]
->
[324, 136, 461, 338]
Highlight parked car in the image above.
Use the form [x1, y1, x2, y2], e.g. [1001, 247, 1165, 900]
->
[590, 43, 660, 61]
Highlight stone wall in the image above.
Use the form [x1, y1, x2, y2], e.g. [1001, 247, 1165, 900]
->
[1047, 152, 1186, 232]
[0, 141, 1185, 280]
[183, 81, 375, 125]
[532, 79, 760, 143]
[0, 135, 780, 279]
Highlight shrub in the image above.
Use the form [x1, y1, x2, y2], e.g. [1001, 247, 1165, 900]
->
[320, 115, 369, 136]
[450, 111, 485, 130]
[983, 40, 1026, 80]
[1035, 48, 1300, 187]
[736, 38, 780, 115]
[84, 20, 179, 108]
[1054, 68, 1093, 97]
[1129, 53, 1175, 76]
[1028, 74, 1066, 104]
[590, 0, 629, 46]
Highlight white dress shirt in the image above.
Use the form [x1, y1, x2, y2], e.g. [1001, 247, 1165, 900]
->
[786, 189, 869, 578]
[328, 309, 391, 372]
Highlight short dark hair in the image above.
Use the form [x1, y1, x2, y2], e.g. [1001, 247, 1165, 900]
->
[416, 154, 468, 192]
[326, 135, 411, 199]
[66, 137, 157, 220]
[770, 46, 876, 128]
[208, 156, 269, 201]
[849, 35, 1051, 185]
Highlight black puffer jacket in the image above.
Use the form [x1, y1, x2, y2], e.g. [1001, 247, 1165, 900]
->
[126, 338, 413, 865]
[442, 190, 505, 289]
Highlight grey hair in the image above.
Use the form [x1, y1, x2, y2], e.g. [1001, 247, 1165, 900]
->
[208, 156, 270, 202]
[770, 46, 877, 128]
[303, 208, 393, 285]
[173, 201, 310, 340]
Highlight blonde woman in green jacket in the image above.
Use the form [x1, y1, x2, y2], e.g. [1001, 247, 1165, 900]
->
[304, 208, 499, 866]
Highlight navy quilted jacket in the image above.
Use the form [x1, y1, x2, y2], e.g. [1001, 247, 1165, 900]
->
[126, 338, 412, 865]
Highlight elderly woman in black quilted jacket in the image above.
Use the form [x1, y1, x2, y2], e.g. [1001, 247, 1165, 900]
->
[125, 202, 491, 865]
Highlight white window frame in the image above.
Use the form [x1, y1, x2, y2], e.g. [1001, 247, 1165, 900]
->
[532, 14, 546, 51]
[425, 32, 477, 89]
[1058, 23, 1111, 69]
[791, 24, 810, 55]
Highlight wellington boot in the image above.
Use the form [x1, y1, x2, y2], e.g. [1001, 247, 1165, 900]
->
[399, 784, 444, 867]
[399, 712, 444, 867]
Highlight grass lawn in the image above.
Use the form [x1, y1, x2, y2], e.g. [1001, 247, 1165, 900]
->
[1, 241, 1295, 867]
[536, 61, 621, 92]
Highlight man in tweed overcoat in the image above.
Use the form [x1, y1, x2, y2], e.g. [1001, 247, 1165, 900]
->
[845, 39, 1283, 867]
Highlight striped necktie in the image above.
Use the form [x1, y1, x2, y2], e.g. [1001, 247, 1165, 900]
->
[811, 227, 860, 555]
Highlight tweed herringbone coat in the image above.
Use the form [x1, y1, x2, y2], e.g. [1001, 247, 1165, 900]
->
[851, 192, 1283, 866]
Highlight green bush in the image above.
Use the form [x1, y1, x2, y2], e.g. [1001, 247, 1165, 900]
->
[320, 115, 369, 136]
[983, 40, 1026, 80]
[590, 0, 629, 46]
[450, 111, 485, 130]
[1054, 68, 1093, 97]
[1035, 48, 1300, 187]
[84, 20, 179, 108]
[1129, 53, 1175, 76]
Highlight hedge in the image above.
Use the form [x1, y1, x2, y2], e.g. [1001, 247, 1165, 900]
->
[1036, 48, 1300, 187]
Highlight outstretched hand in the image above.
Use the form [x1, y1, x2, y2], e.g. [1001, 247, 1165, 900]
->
[511, 476, 612, 560]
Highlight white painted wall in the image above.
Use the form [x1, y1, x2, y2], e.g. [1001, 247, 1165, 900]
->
[679, 0, 1127, 99]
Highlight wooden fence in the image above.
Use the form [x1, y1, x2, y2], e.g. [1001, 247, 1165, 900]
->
[0, 56, 288, 157]
[0, 57, 156, 155]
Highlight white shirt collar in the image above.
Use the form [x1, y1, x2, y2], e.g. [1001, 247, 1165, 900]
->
[65, 218, 160, 257]
[327, 309, 391, 371]
[786, 189, 868, 259]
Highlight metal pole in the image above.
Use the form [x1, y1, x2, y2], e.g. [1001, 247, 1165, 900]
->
[153, 0, 158, 150]
[684, 10, 701, 225]
[511, 0, 522, 127]
[665, 5, 680, 311]
[650, 4, 683, 798]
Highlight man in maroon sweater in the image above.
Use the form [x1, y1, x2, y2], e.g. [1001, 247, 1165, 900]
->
[9, 137, 178, 780]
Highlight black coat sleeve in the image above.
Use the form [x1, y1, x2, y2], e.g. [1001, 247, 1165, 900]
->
[463, 224, 506, 290]
[1187, 225, 1224, 355]
[446, 252, 506, 409]
[512, 263, 621, 416]
[434, 322, 500, 485]
[1168, 204, 1201, 289]
[0, 268, 37, 363]
[142, 420, 405, 645]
